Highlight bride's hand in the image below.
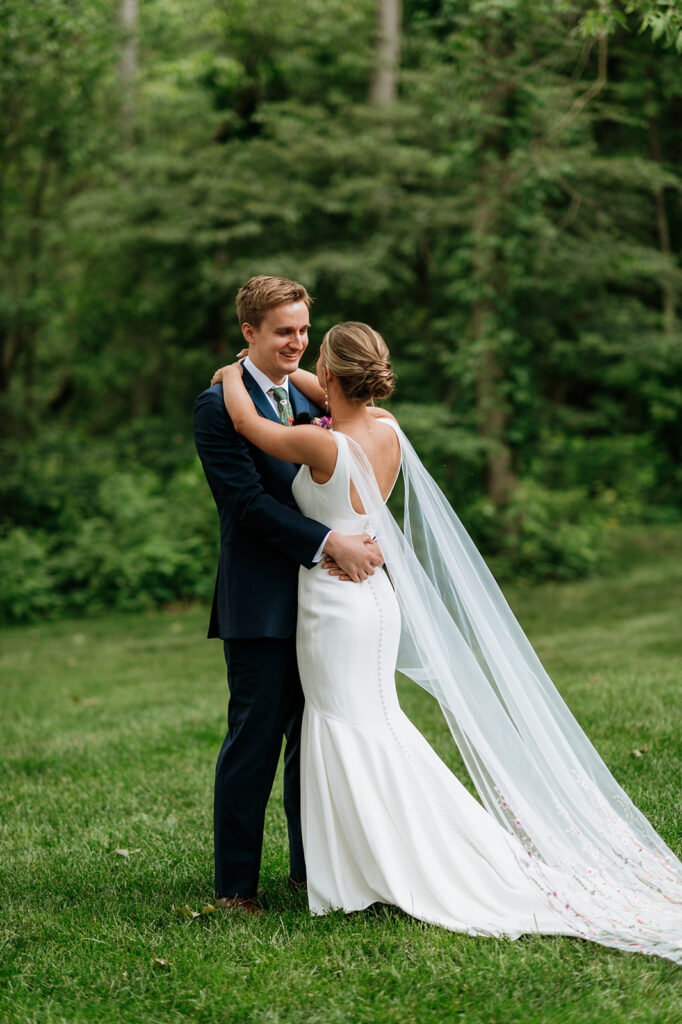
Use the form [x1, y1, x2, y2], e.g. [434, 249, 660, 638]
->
[322, 534, 384, 582]
[210, 361, 244, 386]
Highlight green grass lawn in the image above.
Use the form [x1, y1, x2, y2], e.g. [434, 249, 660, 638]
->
[2, 526, 682, 1023]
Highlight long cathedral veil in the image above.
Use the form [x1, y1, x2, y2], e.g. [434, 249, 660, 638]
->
[342, 423, 682, 964]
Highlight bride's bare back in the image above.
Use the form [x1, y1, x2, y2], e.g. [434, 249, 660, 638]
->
[311, 416, 401, 511]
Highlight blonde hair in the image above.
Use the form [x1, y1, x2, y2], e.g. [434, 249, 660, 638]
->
[321, 322, 394, 402]
[236, 275, 312, 328]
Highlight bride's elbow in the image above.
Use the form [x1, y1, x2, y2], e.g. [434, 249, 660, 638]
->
[230, 410, 247, 434]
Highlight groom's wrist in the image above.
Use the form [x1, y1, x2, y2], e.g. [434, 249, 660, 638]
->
[313, 531, 332, 564]
[322, 531, 338, 558]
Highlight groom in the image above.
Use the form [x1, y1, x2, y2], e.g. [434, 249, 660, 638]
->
[193, 275, 380, 912]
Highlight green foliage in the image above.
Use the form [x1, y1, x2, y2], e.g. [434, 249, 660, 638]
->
[52, 465, 216, 614]
[2, 0, 682, 618]
[581, 0, 682, 50]
[474, 480, 612, 581]
[529, 432, 664, 512]
[0, 435, 217, 624]
[0, 528, 57, 623]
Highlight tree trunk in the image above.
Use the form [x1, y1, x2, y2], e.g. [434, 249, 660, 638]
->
[470, 180, 516, 506]
[649, 116, 676, 336]
[369, 0, 401, 107]
[24, 150, 51, 396]
[119, 0, 138, 137]
[0, 329, 20, 394]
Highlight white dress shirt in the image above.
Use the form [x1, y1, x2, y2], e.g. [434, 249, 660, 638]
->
[243, 354, 330, 563]
[243, 355, 290, 415]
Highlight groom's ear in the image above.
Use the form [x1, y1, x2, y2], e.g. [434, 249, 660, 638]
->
[241, 322, 254, 345]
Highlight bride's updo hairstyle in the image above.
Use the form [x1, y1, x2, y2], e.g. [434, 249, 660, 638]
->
[321, 322, 394, 402]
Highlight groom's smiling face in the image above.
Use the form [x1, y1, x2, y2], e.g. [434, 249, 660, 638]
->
[242, 301, 310, 384]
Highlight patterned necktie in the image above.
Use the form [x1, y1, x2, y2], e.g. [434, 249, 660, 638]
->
[268, 386, 294, 426]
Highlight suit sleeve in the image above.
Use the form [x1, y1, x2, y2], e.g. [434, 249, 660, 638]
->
[193, 388, 328, 570]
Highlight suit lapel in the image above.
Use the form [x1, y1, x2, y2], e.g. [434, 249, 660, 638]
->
[242, 365, 280, 424]
[242, 365, 318, 423]
[289, 381, 314, 419]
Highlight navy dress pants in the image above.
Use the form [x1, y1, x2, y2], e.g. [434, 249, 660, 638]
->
[214, 636, 306, 899]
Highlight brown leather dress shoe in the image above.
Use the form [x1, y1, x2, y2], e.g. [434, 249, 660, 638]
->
[214, 896, 261, 915]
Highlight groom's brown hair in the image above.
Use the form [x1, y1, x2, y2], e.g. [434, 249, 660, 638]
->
[236, 275, 312, 329]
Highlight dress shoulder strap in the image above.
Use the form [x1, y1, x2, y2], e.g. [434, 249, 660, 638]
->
[328, 428, 352, 485]
[375, 416, 400, 437]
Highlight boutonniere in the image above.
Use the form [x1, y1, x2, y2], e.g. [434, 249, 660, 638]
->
[312, 416, 333, 429]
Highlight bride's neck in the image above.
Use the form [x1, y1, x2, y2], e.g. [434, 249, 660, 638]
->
[329, 397, 369, 429]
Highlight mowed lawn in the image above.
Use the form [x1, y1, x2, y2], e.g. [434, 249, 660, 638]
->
[1, 527, 682, 1024]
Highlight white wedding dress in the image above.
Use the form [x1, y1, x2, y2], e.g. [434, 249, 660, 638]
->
[293, 424, 567, 937]
[290, 417, 679, 958]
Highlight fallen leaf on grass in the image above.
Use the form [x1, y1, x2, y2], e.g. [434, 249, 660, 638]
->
[172, 904, 200, 919]
[588, 673, 602, 684]
[152, 956, 170, 970]
[113, 848, 142, 858]
[629, 745, 650, 758]
[171, 902, 217, 920]
[82, 697, 100, 707]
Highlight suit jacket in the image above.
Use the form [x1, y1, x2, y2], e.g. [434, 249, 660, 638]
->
[193, 366, 328, 640]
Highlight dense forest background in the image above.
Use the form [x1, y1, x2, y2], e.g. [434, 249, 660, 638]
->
[2, 0, 681, 623]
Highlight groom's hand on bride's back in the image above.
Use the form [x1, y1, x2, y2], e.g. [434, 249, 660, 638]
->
[321, 532, 384, 583]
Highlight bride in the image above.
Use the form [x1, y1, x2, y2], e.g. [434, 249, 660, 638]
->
[213, 321, 682, 964]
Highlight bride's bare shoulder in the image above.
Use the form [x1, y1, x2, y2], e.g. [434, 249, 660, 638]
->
[373, 417, 401, 491]
[374, 413, 401, 455]
[368, 406, 398, 424]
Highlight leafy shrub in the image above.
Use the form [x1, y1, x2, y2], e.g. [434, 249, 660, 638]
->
[0, 451, 218, 624]
[469, 480, 612, 582]
[0, 529, 58, 623]
[51, 465, 217, 614]
[0, 416, 676, 624]
[529, 432, 665, 521]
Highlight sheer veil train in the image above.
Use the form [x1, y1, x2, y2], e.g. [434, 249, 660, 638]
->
[346, 422, 682, 964]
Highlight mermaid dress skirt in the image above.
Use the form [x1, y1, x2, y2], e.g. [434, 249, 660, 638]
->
[292, 430, 569, 936]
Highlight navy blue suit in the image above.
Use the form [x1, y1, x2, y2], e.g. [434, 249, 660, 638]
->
[193, 367, 328, 897]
